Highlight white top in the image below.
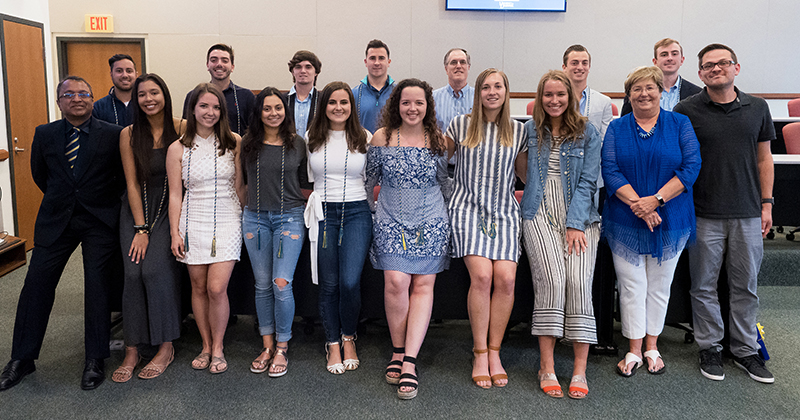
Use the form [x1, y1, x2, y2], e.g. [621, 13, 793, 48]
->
[307, 129, 372, 202]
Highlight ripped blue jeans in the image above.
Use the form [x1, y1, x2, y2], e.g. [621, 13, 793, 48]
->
[242, 205, 306, 342]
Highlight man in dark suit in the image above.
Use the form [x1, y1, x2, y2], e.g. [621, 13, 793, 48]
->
[621, 38, 702, 115]
[0, 76, 124, 391]
[284, 50, 321, 137]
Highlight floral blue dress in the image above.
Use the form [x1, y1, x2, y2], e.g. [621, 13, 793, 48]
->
[366, 145, 451, 274]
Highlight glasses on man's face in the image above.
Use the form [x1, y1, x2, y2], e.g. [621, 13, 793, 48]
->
[448, 60, 468, 67]
[59, 92, 93, 100]
[700, 60, 736, 72]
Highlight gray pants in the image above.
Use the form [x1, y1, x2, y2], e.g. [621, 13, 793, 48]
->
[688, 217, 762, 357]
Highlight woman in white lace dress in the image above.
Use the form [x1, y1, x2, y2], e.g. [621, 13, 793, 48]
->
[167, 83, 244, 374]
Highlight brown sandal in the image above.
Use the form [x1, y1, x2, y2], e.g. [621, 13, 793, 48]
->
[488, 345, 508, 387]
[472, 348, 491, 389]
[192, 352, 211, 370]
[209, 355, 228, 374]
[112, 347, 140, 383]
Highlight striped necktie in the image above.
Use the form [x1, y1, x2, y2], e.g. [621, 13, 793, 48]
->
[66, 127, 80, 170]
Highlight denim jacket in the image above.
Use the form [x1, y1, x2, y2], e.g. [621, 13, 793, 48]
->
[520, 120, 601, 231]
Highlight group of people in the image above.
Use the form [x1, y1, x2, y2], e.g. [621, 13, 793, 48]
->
[0, 37, 776, 400]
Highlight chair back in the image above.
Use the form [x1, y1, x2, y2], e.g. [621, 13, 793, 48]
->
[526, 99, 536, 116]
[782, 122, 800, 154]
[611, 103, 619, 116]
[788, 98, 800, 117]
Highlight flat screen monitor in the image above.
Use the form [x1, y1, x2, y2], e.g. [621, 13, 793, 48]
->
[446, 0, 566, 12]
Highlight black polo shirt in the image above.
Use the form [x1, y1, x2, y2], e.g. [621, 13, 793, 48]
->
[673, 87, 775, 219]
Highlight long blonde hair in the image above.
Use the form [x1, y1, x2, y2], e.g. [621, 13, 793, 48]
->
[532, 70, 587, 148]
[462, 68, 513, 148]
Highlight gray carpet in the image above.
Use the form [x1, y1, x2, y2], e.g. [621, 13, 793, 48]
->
[0, 242, 798, 419]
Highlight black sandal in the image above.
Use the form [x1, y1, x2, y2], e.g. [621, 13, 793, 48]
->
[397, 356, 418, 400]
[385, 346, 404, 385]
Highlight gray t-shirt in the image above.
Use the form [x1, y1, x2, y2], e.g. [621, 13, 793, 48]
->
[673, 87, 775, 219]
[244, 134, 309, 212]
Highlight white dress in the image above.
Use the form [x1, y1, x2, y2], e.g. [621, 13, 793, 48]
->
[178, 134, 242, 264]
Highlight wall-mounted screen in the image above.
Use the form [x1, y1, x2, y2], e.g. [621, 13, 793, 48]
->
[446, 0, 566, 12]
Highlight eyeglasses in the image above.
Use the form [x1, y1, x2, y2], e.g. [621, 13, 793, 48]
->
[59, 92, 93, 100]
[448, 59, 469, 67]
[700, 60, 736, 72]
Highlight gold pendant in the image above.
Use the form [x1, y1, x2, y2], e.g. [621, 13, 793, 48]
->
[210, 237, 216, 257]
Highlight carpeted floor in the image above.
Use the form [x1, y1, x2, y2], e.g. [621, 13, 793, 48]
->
[0, 238, 798, 419]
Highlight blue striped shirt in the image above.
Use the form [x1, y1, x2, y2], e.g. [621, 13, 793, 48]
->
[433, 84, 474, 132]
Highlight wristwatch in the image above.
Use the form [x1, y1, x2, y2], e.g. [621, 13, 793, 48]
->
[761, 197, 775, 205]
[654, 193, 666, 207]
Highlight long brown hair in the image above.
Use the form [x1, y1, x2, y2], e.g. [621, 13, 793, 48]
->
[307, 81, 367, 154]
[180, 83, 237, 155]
[379, 78, 445, 155]
[532, 70, 587, 148]
[241, 87, 297, 167]
[130, 73, 179, 184]
[463, 68, 512, 148]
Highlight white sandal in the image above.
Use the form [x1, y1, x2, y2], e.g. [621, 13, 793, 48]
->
[342, 335, 360, 371]
[326, 342, 345, 375]
[616, 352, 642, 377]
[643, 349, 665, 374]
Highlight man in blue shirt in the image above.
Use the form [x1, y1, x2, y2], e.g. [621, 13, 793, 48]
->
[432, 48, 474, 132]
[285, 50, 321, 137]
[621, 38, 702, 116]
[182, 44, 255, 135]
[352, 39, 395, 134]
[92, 54, 136, 126]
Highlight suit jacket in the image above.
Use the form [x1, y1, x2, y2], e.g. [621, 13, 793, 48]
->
[620, 77, 702, 116]
[585, 88, 614, 140]
[284, 88, 319, 134]
[30, 117, 124, 247]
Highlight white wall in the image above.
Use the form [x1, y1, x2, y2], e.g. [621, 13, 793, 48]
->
[0, 0, 54, 235]
[46, 0, 800, 118]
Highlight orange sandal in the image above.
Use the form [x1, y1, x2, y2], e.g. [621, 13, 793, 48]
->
[568, 375, 588, 399]
[488, 345, 508, 387]
[538, 372, 563, 398]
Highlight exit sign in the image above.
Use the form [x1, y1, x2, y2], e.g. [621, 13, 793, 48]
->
[85, 15, 114, 33]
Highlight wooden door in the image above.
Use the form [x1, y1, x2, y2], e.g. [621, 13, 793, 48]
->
[59, 39, 144, 102]
[1, 16, 49, 250]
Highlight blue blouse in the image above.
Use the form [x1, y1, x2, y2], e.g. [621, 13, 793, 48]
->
[601, 111, 701, 264]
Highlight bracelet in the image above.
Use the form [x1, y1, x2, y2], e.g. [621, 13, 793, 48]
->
[761, 197, 774, 205]
[654, 193, 666, 207]
[134, 224, 150, 235]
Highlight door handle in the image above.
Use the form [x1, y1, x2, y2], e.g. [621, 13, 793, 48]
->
[14, 147, 25, 153]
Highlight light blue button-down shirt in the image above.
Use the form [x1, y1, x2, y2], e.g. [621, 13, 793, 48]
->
[433, 84, 474, 132]
[289, 85, 314, 137]
[660, 76, 682, 111]
[579, 86, 588, 115]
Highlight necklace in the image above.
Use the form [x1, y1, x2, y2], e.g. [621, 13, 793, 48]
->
[583, 87, 592, 116]
[356, 81, 382, 123]
[322, 135, 349, 248]
[142, 170, 168, 233]
[232, 83, 241, 134]
[476, 124, 500, 238]
[537, 133, 573, 229]
[395, 129, 429, 250]
[183, 134, 219, 256]
[255, 139, 286, 257]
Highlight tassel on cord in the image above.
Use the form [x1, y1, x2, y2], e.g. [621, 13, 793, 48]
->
[416, 227, 424, 246]
[257, 229, 261, 251]
[338, 229, 344, 246]
[211, 236, 216, 257]
[184, 233, 189, 252]
[322, 230, 328, 249]
[489, 222, 497, 239]
[278, 237, 284, 258]
[401, 231, 408, 251]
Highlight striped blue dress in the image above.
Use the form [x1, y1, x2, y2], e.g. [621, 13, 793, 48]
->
[446, 115, 527, 261]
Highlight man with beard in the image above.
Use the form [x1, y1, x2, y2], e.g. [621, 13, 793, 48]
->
[92, 54, 136, 126]
[182, 43, 255, 135]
